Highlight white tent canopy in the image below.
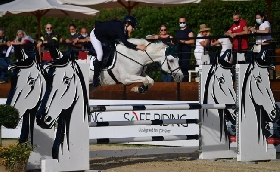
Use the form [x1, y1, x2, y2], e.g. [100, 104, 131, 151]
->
[0, 0, 99, 18]
[58, 0, 201, 13]
[0, 0, 99, 35]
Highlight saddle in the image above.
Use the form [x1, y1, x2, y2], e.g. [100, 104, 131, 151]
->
[100, 43, 116, 69]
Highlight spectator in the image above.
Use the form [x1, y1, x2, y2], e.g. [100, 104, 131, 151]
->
[249, 12, 272, 63]
[146, 24, 173, 45]
[37, 23, 60, 61]
[146, 25, 174, 82]
[226, 12, 248, 64]
[73, 27, 91, 50]
[175, 16, 194, 82]
[7, 30, 35, 61]
[0, 29, 9, 83]
[194, 24, 211, 65]
[63, 24, 80, 59]
[211, 26, 233, 63]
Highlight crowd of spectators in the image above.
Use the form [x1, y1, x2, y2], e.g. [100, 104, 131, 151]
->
[0, 11, 273, 83]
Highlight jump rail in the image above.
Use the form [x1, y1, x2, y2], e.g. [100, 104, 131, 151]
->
[89, 119, 199, 127]
[89, 103, 236, 112]
[89, 135, 200, 144]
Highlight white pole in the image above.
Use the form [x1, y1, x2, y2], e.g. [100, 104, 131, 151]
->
[89, 103, 235, 112]
[89, 119, 199, 127]
[89, 135, 199, 144]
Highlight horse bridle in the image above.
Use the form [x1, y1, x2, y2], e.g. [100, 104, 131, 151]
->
[116, 42, 181, 76]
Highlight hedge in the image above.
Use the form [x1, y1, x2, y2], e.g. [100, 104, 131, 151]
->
[0, 0, 279, 41]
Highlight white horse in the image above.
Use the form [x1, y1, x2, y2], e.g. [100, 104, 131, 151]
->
[88, 39, 184, 93]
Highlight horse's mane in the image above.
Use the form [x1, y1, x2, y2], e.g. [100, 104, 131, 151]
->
[126, 38, 167, 53]
[240, 59, 271, 141]
[71, 60, 90, 119]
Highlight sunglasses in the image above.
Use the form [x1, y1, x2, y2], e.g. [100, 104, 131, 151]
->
[46, 27, 52, 30]
[179, 22, 186, 24]
[160, 29, 167, 31]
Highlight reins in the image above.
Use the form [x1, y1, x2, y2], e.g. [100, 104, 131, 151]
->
[116, 42, 180, 76]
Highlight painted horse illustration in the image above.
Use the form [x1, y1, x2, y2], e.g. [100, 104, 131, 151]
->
[203, 59, 236, 140]
[88, 39, 184, 93]
[240, 57, 280, 140]
[6, 48, 46, 145]
[36, 56, 89, 169]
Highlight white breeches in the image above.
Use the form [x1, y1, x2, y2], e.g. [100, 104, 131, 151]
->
[90, 29, 103, 61]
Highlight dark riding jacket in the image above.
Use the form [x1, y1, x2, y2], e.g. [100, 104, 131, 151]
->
[94, 20, 137, 50]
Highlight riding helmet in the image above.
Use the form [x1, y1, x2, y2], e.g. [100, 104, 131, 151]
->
[123, 15, 137, 28]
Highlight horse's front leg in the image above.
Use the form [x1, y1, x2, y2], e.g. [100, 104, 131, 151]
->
[123, 75, 154, 93]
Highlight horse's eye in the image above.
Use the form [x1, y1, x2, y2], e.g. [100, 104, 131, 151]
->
[219, 77, 225, 84]
[256, 76, 262, 83]
[27, 77, 35, 85]
[63, 76, 71, 85]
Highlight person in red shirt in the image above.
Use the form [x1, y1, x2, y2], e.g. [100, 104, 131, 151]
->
[226, 12, 249, 64]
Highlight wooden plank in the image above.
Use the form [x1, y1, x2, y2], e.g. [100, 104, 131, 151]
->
[1, 81, 280, 101]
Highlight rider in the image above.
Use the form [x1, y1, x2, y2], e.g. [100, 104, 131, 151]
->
[90, 15, 147, 87]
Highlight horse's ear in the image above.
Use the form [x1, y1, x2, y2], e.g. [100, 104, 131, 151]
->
[166, 55, 174, 62]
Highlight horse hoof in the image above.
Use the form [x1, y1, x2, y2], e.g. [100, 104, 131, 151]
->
[131, 86, 139, 93]
[143, 78, 149, 86]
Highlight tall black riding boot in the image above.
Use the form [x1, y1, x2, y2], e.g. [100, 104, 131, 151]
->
[93, 60, 102, 87]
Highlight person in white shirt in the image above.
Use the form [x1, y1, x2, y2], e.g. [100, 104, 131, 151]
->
[211, 27, 233, 63]
[249, 12, 272, 62]
[194, 24, 210, 65]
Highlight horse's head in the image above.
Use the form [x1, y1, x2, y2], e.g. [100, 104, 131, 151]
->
[160, 44, 184, 82]
[37, 58, 80, 128]
[204, 59, 236, 121]
[246, 59, 280, 122]
[7, 53, 45, 117]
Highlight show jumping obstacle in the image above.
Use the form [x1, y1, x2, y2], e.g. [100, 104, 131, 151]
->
[6, 48, 280, 172]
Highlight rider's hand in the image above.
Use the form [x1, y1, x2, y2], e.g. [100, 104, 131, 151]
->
[136, 45, 147, 51]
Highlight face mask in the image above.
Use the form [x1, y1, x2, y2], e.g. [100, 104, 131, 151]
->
[81, 34, 88, 37]
[233, 20, 240, 25]
[47, 31, 52, 34]
[71, 32, 75, 36]
[179, 23, 186, 28]
[256, 19, 262, 24]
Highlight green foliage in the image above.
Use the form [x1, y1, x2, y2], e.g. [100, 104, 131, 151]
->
[0, 0, 278, 40]
[0, 141, 34, 172]
[0, 104, 20, 129]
